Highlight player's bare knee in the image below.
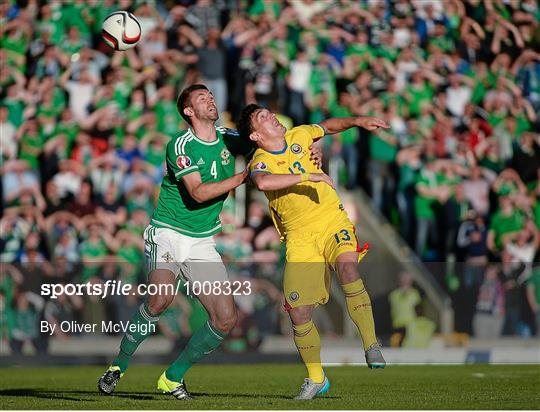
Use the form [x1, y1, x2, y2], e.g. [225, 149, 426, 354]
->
[146, 293, 173, 316]
[289, 305, 313, 325]
[211, 306, 237, 333]
[338, 263, 360, 285]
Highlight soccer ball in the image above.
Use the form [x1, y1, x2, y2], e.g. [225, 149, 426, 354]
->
[102, 11, 141, 51]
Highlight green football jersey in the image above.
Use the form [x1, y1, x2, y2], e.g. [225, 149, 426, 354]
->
[150, 126, 252, 238]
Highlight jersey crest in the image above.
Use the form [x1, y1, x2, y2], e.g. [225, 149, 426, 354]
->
[220, 148, 231, 165]
[291, 143, 302, 154]
[290, 143, 306, 159]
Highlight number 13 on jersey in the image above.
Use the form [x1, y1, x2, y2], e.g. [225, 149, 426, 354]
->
[288, 161, 306, 174]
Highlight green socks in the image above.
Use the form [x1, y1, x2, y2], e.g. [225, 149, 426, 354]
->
[165, 320, 226, 382]
[111, 307, 226, 381]
[111, 303, 159, 373]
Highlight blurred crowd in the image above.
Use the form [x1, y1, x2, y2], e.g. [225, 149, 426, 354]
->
[1, 0, 540, 354]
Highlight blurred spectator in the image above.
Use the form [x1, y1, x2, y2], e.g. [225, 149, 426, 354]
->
[473, 265, 505, 339]
[185, 0, 221, 39]
[414, 160, 443, 258]
[396, 145, 422, 244]
[287, 50, 311, 125]
[499, 249, 528, 336]
[388, 272, 421, 346]
[52, 160, 85, 198]
[191, 27, 228, 116]
[9, 292, 47, 355]
[526, 265, 540, 336]
[487, 195, 526, 256]
[401, 305, 436, 348]
[330, 91, 360, 190]
[462, 166, 495, 217]
[69, 180, 96, 218]
[43, 290, 84, 340]
[0, 106, 17, 160]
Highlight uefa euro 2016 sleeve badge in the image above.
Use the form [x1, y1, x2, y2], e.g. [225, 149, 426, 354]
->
[176, 155, 191, 168]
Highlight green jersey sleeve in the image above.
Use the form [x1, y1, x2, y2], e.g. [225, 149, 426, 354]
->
[167, 135, 199, 179]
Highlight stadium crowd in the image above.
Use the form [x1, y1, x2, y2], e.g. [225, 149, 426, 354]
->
[1, 0, 540, 354]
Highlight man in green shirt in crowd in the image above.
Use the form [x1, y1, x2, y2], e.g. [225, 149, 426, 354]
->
[414, 161, 447, 257]
[526, 266, 540, 337]
[487, 195, 525, 254]
[330, 92, 359, 189]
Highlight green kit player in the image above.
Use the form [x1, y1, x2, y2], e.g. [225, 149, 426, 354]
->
[98, 85, 250, 400]
[98, 84, 321, 400]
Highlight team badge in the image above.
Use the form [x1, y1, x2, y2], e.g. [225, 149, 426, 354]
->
[176, 155, 191, 169]
[161, 252, 174, 263]
[291, 143, 302, 154]
[220, 148, 231, 165]
[289, 291, 299, 302]
[254, 162, 267, 170]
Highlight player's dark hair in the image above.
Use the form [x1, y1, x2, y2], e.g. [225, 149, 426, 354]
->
[237, 104, 263, 142]
[176, 84, 209, 126]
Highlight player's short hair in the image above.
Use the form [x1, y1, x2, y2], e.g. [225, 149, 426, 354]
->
[237, 103, 263, 142]
[176, 84, 209, 125]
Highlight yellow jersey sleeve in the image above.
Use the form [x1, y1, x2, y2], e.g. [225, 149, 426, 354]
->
[288, 124, 325, 145]
[250, 151, 277, 176]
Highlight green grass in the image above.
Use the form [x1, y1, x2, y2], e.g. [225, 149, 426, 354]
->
[0, 364, 539, 409]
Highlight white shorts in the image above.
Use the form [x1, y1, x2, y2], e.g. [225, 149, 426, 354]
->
[143, 225, 228, 283]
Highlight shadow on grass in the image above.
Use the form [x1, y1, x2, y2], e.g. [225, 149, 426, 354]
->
[0, 389, 154, 402]
[0, 388, 340, 403]
[192, 392, 341, 401]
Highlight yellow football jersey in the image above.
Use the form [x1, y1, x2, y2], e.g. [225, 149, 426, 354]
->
[250, 124, 345, 239]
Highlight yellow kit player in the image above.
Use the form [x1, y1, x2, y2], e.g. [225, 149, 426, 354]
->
[237, 104, 389, 400]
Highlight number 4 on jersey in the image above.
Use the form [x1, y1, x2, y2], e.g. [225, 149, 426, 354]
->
[210, 161, 217, 179]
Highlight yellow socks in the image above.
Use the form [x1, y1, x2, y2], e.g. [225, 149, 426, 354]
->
[292, 320, 324, 383]
[342, 279, 378, 350]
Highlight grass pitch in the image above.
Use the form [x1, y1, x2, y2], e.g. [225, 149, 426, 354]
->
[0, 364, 538, 409]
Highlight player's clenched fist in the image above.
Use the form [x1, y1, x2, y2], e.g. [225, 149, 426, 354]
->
[308, 173, 335, 189]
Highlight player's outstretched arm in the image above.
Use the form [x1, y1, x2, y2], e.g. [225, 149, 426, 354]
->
[319, 116, 389, 134]
[182, 168, 248, 203]
[251, 172, 334, 191]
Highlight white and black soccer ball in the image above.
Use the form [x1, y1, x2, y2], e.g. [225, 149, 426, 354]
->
[101, 11, 141, 51]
